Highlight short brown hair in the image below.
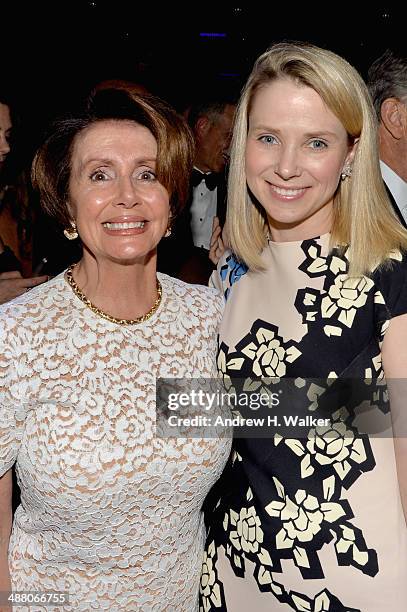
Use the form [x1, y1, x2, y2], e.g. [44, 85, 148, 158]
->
[32, 89, 195, 228]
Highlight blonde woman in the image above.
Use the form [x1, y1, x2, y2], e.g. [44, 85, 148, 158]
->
[201, 42, 407, 611]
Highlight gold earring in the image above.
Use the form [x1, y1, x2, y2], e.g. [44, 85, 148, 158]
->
[63, 221, 78, 240]
[341, 165, 352, 181]
[164, 216, 172, 238]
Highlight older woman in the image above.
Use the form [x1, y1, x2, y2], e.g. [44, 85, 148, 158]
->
[201, 43, 407, 611]
[0, 89, 231, 611]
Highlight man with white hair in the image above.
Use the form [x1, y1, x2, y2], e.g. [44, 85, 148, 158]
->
[368, 49, 407, 227]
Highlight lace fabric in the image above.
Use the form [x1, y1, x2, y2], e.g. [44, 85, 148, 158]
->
[0, 272, 231, 611]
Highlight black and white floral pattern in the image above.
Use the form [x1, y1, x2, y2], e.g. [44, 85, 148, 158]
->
[201, 239, 407, 611]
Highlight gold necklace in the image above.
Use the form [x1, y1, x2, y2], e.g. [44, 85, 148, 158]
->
[65, 264, 162, 325]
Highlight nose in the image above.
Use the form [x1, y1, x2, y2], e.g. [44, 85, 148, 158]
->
[115, 176, 140, 208]
[274, 145, 301, 180]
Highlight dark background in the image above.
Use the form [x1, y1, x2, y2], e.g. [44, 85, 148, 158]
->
[4, 3, 406, 138]
[1, 3, 406, 274]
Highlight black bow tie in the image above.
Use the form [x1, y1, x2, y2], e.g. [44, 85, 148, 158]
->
[191, 168, 219, 191]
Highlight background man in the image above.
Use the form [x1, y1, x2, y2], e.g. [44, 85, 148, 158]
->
[158, 91, 236, 284]
[367, 49, 407, 227]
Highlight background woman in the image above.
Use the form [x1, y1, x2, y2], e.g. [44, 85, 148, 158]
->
[0, 92, 47, 303]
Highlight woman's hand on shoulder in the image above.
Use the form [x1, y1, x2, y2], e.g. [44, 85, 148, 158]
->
[209, 217, 227, 266]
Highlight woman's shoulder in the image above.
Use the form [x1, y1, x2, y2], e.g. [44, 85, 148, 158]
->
[371, 249, 407, 318]
[209, 250, 249, 300]
[371, 248, 407, 282]
[158, 272, 224, 317]
[0, 272, 68, 325]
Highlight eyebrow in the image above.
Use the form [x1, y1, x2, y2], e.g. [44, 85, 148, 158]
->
[250, 125, 340, 139]
[79, 157, 157, 171]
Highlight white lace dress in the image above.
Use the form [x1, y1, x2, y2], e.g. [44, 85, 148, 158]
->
[0, 272, 231, 611]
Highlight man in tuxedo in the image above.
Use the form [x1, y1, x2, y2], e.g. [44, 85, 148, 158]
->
[158, 94, 236, 284]
[367, 49, 407, 227]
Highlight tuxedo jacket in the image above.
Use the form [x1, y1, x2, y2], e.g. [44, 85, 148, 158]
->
[157, 172, 227, 283]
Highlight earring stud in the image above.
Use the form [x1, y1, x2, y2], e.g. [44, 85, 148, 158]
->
[164, 216, 172, 238]
[341, 165, 352, 181]
[63, 221, 78, 240]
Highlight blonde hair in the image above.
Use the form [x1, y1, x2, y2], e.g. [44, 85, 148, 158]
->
[227, 41, 407, 275]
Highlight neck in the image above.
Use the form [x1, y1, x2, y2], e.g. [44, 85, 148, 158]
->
[194, 154, 212, 173]
[268, 202, 333, 242]
[194, 164, 211, 173]
[73, 253, 159, 320]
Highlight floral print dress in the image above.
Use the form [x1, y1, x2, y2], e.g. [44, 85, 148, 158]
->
[200, 234, 407, 612]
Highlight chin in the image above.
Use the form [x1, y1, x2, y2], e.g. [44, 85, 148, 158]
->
[266, 209, 304, 227]
[107, 249, 157, 266]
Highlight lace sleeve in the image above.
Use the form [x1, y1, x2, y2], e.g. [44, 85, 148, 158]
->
[0, 316, 26, 477]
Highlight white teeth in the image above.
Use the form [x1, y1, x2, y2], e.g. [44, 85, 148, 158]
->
[103, 222, 145, 229]
[272, 186, 304, 196]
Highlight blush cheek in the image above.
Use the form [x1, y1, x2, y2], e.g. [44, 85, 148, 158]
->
[94, 194, 108, 206]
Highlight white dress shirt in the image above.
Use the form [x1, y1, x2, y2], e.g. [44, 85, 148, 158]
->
[380, 160, 407, 223]
[190, 170, 218, 249]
